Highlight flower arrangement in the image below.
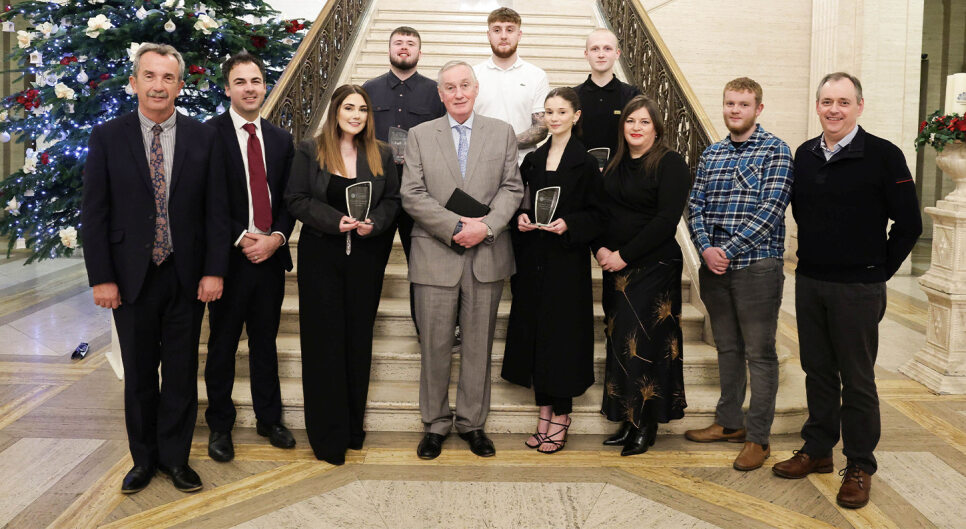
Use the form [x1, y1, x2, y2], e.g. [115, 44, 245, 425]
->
[916, 110, 966, 152]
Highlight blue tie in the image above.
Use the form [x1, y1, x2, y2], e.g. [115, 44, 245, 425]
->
[456, 124, 469, 178]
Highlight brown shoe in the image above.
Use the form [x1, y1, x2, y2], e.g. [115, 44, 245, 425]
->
[733, 442, 770, 471]
[837, 466, 872, 509]
[772, 449, 834, 479]
[684, 423, 746, 443]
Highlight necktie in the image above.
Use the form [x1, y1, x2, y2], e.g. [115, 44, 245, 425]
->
[149, 124, 172, 264]
[242, 123, 272, 232]
[456, 124, 469, 178]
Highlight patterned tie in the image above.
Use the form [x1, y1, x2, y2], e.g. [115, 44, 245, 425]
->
[242, 123, 272, 232]
[149, 124, 172, 264]
[456, 124, 469, 178]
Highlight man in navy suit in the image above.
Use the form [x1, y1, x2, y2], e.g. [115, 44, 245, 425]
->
[82, 43, 229, 494]
[204, 51, 296, 462]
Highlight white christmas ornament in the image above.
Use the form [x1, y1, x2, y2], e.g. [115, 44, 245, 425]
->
[59, 227, 78, 249]
[14, 238, 26, 250]
[36, 22, 54, 37]
[127, 42, 142, 61]
[193, 14, 218, 35]
[54, 83, 75, 100]
[29, 51, 42, 65]
[85, 14, 113, 38]
[16, 30, 34, 49]
[22, 157, 37, 174]
[135, 7, 148, 20]
[164, 19, 176, 33]
[0, 132, 10, 143]
[76, 69, 88, 83]
[0, 110, 7, 121]
[23, 189, 35, 197]
[5, 198, 20, 216]
[66, 103, 74, 114]
[3, 22, 16, 33]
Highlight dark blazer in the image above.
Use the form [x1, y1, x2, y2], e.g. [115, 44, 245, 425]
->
[82, 111, 230, 303]
[285, 138, 400, 238]
[207, 112, 296, 271]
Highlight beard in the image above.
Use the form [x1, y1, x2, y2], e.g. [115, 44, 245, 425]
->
[725, 116, 755, 137]
[390, 54, 418, 71]
[490, 41, 518, 59]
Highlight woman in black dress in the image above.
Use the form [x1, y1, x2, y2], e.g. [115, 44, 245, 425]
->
[503, 87, 603, 454]
[594, 95, 690, 456]
[285, 85, 399, 465]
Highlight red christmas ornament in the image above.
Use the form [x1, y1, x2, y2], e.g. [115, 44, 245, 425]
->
[285, 19, 305, 34]
[89, 81, 99, 90]
[251, 35, 268, 48]
[40, 152, 49, 165]
[188, 65, 206, 75]
[99, 73, 110, 81]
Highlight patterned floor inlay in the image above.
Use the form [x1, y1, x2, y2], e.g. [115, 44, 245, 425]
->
[876, 451, 966, 529]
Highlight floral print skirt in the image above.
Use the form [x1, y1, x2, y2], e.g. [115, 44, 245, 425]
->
[600, 259, 687, 426]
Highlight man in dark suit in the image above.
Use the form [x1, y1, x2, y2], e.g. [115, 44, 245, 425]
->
[82, 43, 229, 494]
[204, 51, 296, 462]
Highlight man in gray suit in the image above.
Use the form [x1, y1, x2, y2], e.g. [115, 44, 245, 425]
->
[402, 60, 524, 459]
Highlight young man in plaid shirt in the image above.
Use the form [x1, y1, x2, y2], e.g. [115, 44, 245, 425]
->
[684, 77, 793, 471]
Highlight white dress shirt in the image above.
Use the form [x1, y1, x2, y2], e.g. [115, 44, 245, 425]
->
[228, 106, 285, 246]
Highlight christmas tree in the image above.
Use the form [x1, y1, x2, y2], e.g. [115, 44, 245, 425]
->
[0, 0, 309, 262]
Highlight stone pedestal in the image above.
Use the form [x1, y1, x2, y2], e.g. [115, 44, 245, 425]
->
[901, 143, 966, 393]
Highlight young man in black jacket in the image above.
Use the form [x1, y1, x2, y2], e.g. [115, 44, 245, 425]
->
[772, 72, 922, 510]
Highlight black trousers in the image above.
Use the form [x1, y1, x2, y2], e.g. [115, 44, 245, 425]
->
[113, 257, 204, 468]
[535, 391, 572, 415]
[204, 250, 285, 432]
[795, 275, 886, 474]
[298, 230, 390, 464]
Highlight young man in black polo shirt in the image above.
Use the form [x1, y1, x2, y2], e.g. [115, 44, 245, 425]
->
[772, 72, 921, 509]
[573, 28, 640, 156]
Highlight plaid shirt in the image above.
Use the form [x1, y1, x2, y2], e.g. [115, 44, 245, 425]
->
[688, 124, 793, 270]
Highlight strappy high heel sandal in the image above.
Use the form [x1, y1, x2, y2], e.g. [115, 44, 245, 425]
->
[525, 416, 551, 449]
[538, 416, 572, 454]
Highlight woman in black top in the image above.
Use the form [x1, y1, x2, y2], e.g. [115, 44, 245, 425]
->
[285, 85, 400, 465]
[594, 95, 690, 456]
[503, 87, 603, 454]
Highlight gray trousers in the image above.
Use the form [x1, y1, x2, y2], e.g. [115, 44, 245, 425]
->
[698, 257, 784, 445]
[415, 250, 504, 436]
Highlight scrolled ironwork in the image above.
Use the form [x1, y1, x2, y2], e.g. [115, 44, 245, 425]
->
[263, 0, 369, 143]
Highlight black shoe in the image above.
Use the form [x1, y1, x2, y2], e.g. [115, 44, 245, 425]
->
[417, 432, 447, 460]
[459, 429, 496, 457]
[158, 464, 202, 492]
[256, 421, 296, 449]
[603, 421, 633, 446]
[621, 422, 658, 457]
[120, 465, 155, 494]
[208, 430, 234, 462]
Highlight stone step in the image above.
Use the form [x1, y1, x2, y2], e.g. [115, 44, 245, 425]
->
[198, 370, 809, 435]
[351, 65, 589, 86]
[364, 30, 589, 48]
[359, 41, 588, 61]
[372, 10, 595, 26]
[369, 20, 595, 35]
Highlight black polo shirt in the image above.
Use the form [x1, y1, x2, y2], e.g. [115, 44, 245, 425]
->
[362, 70, 446, 142]
[573, 74, 640, 154]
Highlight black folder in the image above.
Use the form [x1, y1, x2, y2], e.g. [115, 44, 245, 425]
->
[445, 188, 490, 254]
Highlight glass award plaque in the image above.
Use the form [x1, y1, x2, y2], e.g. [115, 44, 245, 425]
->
[344, 181, 372, 255]
[533, 186, 561, 227]
[587, 147, 610, 172]
[389, 126, 408, 164]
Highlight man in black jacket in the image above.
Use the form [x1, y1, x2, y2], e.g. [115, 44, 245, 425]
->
[82, 43, 229, 494]
[772, 72, 922, 510]
[204, 51, 297, 462]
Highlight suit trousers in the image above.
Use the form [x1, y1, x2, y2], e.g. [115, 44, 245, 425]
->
[795, 274, 886, 474]
[415, 246, 504, 435]
[698, 258, 783, 445]
[204, 250, 285, 432]
[297, 230, 390, 464]
[113, 257, 204, 468]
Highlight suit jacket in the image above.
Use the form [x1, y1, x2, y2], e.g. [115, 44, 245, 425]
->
[401, 114, 524, 286]
[284, 138, 400, 238]
[82, 111, 230, 303]
[207, 112, 296, 271]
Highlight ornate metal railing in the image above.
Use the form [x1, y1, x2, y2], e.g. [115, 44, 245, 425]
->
[600, 0, 720, 326]
[262, 0, 371, 142]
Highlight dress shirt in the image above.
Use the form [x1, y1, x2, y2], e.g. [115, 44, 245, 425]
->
[138, 108, 176, 246]
[228, 107, 285, 247]
[362, 70, 446, 142]
[687, 124, 793, 270]
[820, 124, 859, 161]
[447, 112, 474, 150]
[473, 57, 549, 161]
[573, 74, 640, 154]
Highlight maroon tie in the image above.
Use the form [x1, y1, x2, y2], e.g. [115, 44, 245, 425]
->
[242, 123, 271, 232]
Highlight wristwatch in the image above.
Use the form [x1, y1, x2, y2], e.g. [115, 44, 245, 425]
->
[485, 224, 494, 243]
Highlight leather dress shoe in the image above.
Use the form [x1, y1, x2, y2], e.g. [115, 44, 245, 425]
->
[772, 449, 834, 479]
[684, 423, 746, 443]
[621, 422, 657, 457]
[603, 421, 633, 446]
[837, 465, 872, 509]
[459, 429, 496, 457]
[417, 432, 447, 460]
[208, 430, 234, 462]
[257, 421, 296, 449]
[121, 465, 155, 494]
[733, 442, 770, 471]
[158, 464, 202, 492]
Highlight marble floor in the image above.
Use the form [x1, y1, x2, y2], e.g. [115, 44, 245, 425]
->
[1, 251, 965, 528]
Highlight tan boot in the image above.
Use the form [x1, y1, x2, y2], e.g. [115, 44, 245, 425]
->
[684, 423, 746, 443]
[733, 441, 770, 471]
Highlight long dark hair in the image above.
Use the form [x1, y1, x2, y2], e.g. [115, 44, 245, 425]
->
[604, 95, 669, 177]
[315, 84, 384, 177]
[544, 86, 582, 137]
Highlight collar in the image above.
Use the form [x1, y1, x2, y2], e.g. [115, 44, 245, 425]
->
[808, 126, 866, 161]
[485, 56, 524, 71]
[583, 73, 619, 92]
[448, 112, 474, 130]
[820, 124, 859, 154]
[725, 123, 763, 150]
[228, 106, 259, 132]
[138, 108, 177, 131]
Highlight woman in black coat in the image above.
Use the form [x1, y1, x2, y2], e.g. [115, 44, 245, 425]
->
[502, 87, 603, 454]
[285, 85, 399, 465]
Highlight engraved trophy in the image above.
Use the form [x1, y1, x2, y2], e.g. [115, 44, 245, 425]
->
[587, 147, 610, 172]
[345, 181, 372, 255]
[388, 126, 408, 164]
[532, 186, 561, 227]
